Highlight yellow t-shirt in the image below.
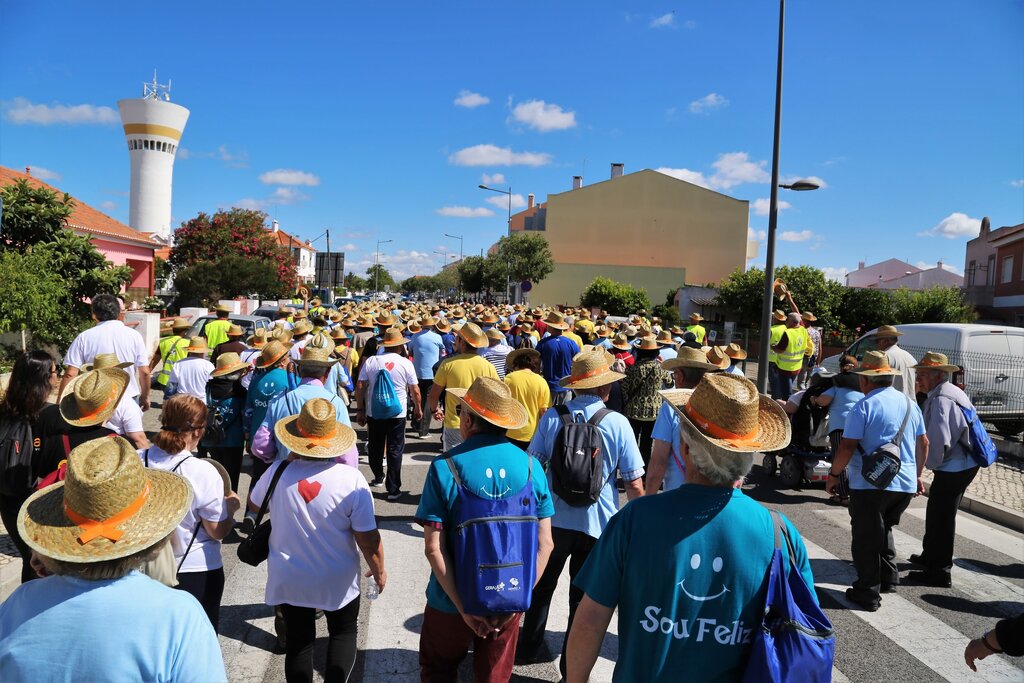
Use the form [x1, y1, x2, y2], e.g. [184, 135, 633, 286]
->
[204, 319, 232, 350]
[564, 331, 584, 350]
[504, 369, 551, 443]
[433, 354, 499, 429]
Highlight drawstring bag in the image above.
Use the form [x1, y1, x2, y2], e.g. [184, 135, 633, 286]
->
[370, 368, 402, 419]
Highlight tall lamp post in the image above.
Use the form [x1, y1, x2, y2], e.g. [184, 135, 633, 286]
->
[479, 184, 514, 302]
[375, 238, 392, 295]
[444, 233, 464, 262]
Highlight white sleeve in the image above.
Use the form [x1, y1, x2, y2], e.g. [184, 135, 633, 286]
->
[121, 400, 145, 434]
[132, 331, 149, 367]
[194, 462, 228, 522]
[63, 336, 85, 369]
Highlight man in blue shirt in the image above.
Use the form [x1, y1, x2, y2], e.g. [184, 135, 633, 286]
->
[520, 347, 644, 674]
[408, 316, 447, 438]
[828, 350, 928, 611]
[566, 372, 813, 683]
[436, 318, 456, 356]
[415, 377, 554, 681]
[535, 311, 580, 406]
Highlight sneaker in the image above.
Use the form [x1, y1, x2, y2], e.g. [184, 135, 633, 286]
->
[907, 553, 926, 566]
[906, 570, 952, 588]
[844, 588, 880, 612]
[386, 491, 402, 501]
[369, 477, 385, 487]
[880, 584, 897, 594]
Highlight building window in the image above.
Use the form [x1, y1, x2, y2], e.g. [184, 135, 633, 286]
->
[967, 260, 976, 287]
[1001, 255, 1014, 284]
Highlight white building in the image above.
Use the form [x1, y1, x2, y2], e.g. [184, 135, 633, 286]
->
[270, 220, 316, 284]
[846, 258, 963, 290]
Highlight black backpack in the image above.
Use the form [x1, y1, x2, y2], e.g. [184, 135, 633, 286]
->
[204, 388, 227, 445]
[0, 417, 34, 497]
[550, 405, 610, 507]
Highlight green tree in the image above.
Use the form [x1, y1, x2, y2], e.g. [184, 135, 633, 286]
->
[716, 265, 844, 329]
[492, 233, 554, 285]
[0, 250, 68, 348]
[172, 254, 287, 308]
[344, 271, 368, 291]
[652, 289, 682, 327]
[580, 277, 651, 316]
[0, 179, 74, 250]
[838, 287, 899, 332]
[893, 286, 976, 324]
[365, 263, 395, 291]
[457, 256, 487, 294]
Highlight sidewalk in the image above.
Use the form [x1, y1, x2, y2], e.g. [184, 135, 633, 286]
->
[921, 458, 1024, 530]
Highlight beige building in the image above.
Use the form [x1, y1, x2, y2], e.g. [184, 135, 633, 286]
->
[509, 165, 749, 307]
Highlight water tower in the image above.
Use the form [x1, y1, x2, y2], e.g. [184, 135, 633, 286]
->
[118, 73, 189, 243]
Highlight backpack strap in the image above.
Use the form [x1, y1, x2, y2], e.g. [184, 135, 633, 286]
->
[890, 395, 913, 446]
[443, 455, 464, 488]
[171, 455, 193, 473]
[555, 404, 573, 427]
[588, 407, 612, 427]
[144, 448, 150, 467]
[770, 509, 798, 569]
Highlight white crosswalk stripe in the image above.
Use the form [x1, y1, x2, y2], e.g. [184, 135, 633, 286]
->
[905, 507, 1024, 558]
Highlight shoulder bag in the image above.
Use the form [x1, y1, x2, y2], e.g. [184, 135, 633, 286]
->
[237, 460, 291, 566]
[858, 395, 912, 490]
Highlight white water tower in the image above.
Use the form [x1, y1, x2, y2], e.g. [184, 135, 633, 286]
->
[118, 74, 189, 243]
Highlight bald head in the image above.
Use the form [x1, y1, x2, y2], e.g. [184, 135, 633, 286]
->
[787, 313, 802, 328]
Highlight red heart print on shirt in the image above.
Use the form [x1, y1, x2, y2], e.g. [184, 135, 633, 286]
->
[385, 362, 395, 372]
[297, 479, 322, 504]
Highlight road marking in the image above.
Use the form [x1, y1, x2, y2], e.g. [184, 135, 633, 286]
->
[803, 536, 1023, 682]
[905, 507, 1023, 559]
[831, 667, 852, 683]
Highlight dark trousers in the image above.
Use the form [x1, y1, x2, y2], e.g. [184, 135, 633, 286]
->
[367, 416, 406, 494]
[828, 431, 851, 499]
[0, 492, 35, 584]
[848, 489, 913, 602]
[280, 599, 360, 683]
[628, 418, 656, 469]
[208, 446, 244, 492]
[176, 567, 225, 633]
[418, 379, 433, 436]
[419, 606, 520, 683]
[921, 466, 979, 575]
[772, 366, 795, 400]
[519, 527, 597, 677]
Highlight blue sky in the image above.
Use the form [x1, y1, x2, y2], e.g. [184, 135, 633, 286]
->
[2, 1, 1022, 282]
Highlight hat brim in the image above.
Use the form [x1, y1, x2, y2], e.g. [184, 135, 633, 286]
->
[870, 329, 904, 338]
[382, 337, 408, 348]
[186, 346, 208, 354]
[666, 387, 791, 454]
[726, 350, 748, 361]
[544, 321, 569, 330]
[295, 357, 338, 369]
[83, 360, 134, 371]
[447, 388, 529, 430]
[911, 363, 958, 373]
[505, 348, 540, 369]
[275, 415, 356, 459]
[457, 329, 488, 349]
[59, 369, 130, 427]
[18, 469, 193, 564]
[663, 356, 724, 372]
[854, 367, 900, 376]
[211, 360, 250, 377]
[558, 367, 626, 390]
[256, 347, 291, 369]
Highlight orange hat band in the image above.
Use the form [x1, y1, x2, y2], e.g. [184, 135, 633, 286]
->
[566, 366, 611, 384]
[461, 395, 506, 424]
[77, 385, 120, 420]
[683, 402, 761, 447]
[65, 480, 151, 544]
[296, 422, 339, 448]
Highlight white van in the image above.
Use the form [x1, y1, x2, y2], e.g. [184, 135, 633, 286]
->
[821, 323, 1024, 436]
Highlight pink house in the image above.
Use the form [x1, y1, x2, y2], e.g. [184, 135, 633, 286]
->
[0, 166, 157, 299]
[845, 258, 962, 290]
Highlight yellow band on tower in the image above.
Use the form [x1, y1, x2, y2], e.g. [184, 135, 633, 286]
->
[122, 123, 182, 141]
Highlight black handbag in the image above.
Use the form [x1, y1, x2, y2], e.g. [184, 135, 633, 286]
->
[237, 461, 290, 567]
[859, 396, 912, 490]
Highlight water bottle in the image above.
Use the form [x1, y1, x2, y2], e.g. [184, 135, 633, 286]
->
[366, 580, 379, 601]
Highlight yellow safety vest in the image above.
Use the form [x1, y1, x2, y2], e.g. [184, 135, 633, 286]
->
[777, 326, 809, 372]
[156, 335, 189, 386]
[768, 325, 785, 365]
[205, 319, 232, 350]
[685, 324, 707, 344]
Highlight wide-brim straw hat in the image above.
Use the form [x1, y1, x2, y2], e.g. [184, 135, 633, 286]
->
[505, 347, 540, 370]
[292, 310, 308, 320]
[485, 329, 506, 343]
[211, 352, 249, 378]
[855, 350, 900, 376]
[356, 315, 376, 329]
[912, 351, 959, 373]
[448, 377, 528, 430]
[256, 340, 291, 369]
[18, 436, 193, 563]
[296, 344, 338, 369]
[705, 346, 731, 369]
[497, 321, 512, 331]
[84, 353, 133, 371]
[275, 398, 356, 459]
[277, 306, 293, 315]
[376, 313, 398, 328]
[292, 320, 313, 336]
[480, 312, 500, 325]
[655, 331, 676, 347]
[186, 337, 208, 354]
[248, 328, 268, 347]
[381, 327, 409, 348]
[213, 304, 232, 313]
[304, 332, 337, 356]
[664, 346, 724, 372]
[226, 324, 244, 338]
[771, 310, 786, 323]
[611, 332, 632, 351]
[636, 337, 660, 351]
[171, 317, 191, 332]
[435, 318, 452, 333]
[801, 312, 817, 323]
[59, 368, 130, 427]
[457, 322, 488, 349]
[870, 324, 903, 338]
[667, 373, 790, 454]
[559, 347, 625, 389]
[330, 326, 350, 340]
[543, 311, 570, 330]
[724, 343, 748, 360]
[407, 321, 422, 334]
[689, 313, 703, 323]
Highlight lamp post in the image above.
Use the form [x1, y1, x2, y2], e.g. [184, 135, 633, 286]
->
[375, 238, 392, 295]
[444, 233, 463, 262]
[479, 184, 514, 302]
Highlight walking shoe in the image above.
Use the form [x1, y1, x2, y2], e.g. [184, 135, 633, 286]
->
[844, 588, 880, 612]
[908, 553, 926, 566]
[880, 584, 898, 594]
[369, 477, 385, 487]
[906, 570, 952, 588]
[386, 491, 402, 501]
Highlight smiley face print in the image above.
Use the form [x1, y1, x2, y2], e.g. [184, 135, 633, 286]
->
[679, 553, 730, 602]
[480, 467, 512, 499]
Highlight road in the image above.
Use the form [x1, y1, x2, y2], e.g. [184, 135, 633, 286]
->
[138, 396, 1024, 683]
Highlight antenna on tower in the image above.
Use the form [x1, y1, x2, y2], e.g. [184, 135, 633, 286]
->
[143, 70, 173, 102]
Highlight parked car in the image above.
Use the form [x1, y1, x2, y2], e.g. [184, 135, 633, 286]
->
[821, 323, 1024, 436]
[186, 314, 272, 342]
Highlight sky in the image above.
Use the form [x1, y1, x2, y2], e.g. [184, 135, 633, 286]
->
[1, 1, 1022, 283]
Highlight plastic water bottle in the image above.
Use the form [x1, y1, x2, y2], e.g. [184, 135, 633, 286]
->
[366, 581, 379, 601]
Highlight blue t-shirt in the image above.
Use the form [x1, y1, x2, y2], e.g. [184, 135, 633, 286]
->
[843, 386, 925, 493]
[441, 332, 456, 356]
[651, 400, 686, 491]
[415, 434, 554, 613]
[245, 367, 289, 446]
[528, 394, 645, 538]
[409, 330, 446, 380]
[259, 379, 352, 460]
[536, 334, 581, 394]
[574, 486, 814, 683]
[202, 392, 245, 448]
[0, 571, 226, 682]
[821, 385, 865, 433]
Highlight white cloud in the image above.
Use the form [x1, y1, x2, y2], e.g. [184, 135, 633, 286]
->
[348, 249, 438, 280]
[650, 12, 675, 28]
[1011, 179, 1024, 188]
[27, 165, 61, 181]
[449, 144, 552, 167]
[435, 206, 495, 218]
[485, 193, 527, 210]
[689, 93, 728, 115]
[751, 198, 792, 216]
[710, 152, 770, 189]
[821, 266, 849, 283]
[234, 186, 310, 211]
[176, 148, 191, 160]
[258, 168, 320, 186]
[779, 230, 815, 242]
[340, 243, 358, 252]
[482, 172, 505, 185]
[218, 145, 249, 168]
[99, 200, 117, 213]
[655, 167, 712, 189]
[748, 227, 767, 242]
[454, 90, 490, 108]
[4, 97, 118, 125]
[917, 211, 982, 239]
[510, 100, 577, 132]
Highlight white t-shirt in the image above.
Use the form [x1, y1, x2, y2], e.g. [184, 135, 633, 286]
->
[240, 348, 260, 390]
[289, 337, 310, 362]
[250, 459, 376, 611]
[139, 446, 229, 573]
[167, 357, 215, 399]
[358, 352, 417, 419]
[104, 395, 144, 436]
[64, 320, 149, 398]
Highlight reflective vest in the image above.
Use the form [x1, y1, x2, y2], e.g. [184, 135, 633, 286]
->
[768, 325, 785, 365]
[685, 324, 706, 344]
[205, 319, 232, 350]
[777, 326, 810, 372]
[156, 335, 189, 386]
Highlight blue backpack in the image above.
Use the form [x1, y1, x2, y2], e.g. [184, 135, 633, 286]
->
[370, 368, 402, 419]
[443, 455, 539, 616]
[956, 402, 998, 468]
[743, 511, 835, 683]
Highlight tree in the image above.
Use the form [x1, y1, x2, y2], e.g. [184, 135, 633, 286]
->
[492, 233, 554, 285]
[365, 263, 395, 291]
[172, 254, 287, 308]
[893, 286, 975, 324]
[717, 265, 844, 329]
[838, 287, 898, 333]
[0, 179, 74, 250]
[652, 289, 682, 327]
[457, 256, 487, 294]
[580, 277, 651, 316]
[0, 250, 68, 348]
[344, 271, 368, 291]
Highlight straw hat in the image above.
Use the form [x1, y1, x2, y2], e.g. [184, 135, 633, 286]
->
[226, 324, 244, 338]
[485, 329, 505, 343]
[59, 368, 130, 428]
[635, 337, 660, 352]
[655, 330, 676, 347]
[356, 315, 376, 329]
[421, 316, 439, 328]
[870, 325, 903, 339]
[186, 337, 208, 354]
[213, 303, 232, 313]
[447, 377, 528, 430]
[480, 311, 499, 325]
[305, 332, 336, 356]
[772, 310, 786, 323]
[256, 340, 291, 369]
[497, 320, 512, 332]
[17, 436, 192, 564]
[705, 346, 731, 370]
[912, 351, 958, 374]
[457, 322, 488, 349]
[855, 350, 900, 376]
[292, 310, 307, 320]
[724, 343, 748, 361]
[407, 321, 422, 334]
[292, 320, 313, 336]
[381, 327, 409, 348]
[277, 306, 293, 315]
[801, 312, 817, 323]
[688, 313, 703, 323]
[663, 346, 724, 372]
[375, 312, 398, 328]
[543, 310, 570, 330]
[505, 347, 540, 370]
[450, 306, 466, 319]
[270, 327, 293, 344]
[171, 317, 191, 332]
[435, 318, 452, 333]
[274, 398, 356, 459]
[559, 347, 625, 389]
[248, 328, 268, 347]
[210, 352, 250, 378]
[84, 353, 132, 371]
[668, 373, 790, 454]
[330, 326, 350, 341]
[611, 332, 632, 351]
[296, 343, 338, 369]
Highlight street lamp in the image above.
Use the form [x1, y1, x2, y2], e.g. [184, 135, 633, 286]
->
[754, 0, 822, 395]
[375, 238, 392, 295]
[444, 233, 463, 262]
[478, 184, 512, 236]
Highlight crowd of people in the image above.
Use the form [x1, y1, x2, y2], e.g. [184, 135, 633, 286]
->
[0, 292, 1018, 682]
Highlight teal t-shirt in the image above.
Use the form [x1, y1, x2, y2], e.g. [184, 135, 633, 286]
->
[415, 434, 555, 613]
[573, 485, 815, 682]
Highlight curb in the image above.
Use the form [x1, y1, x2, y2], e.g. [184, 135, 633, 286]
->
[923, 480, 1024, 532]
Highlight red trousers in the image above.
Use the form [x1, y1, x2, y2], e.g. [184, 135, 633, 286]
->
[419, 606, 521, 683]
